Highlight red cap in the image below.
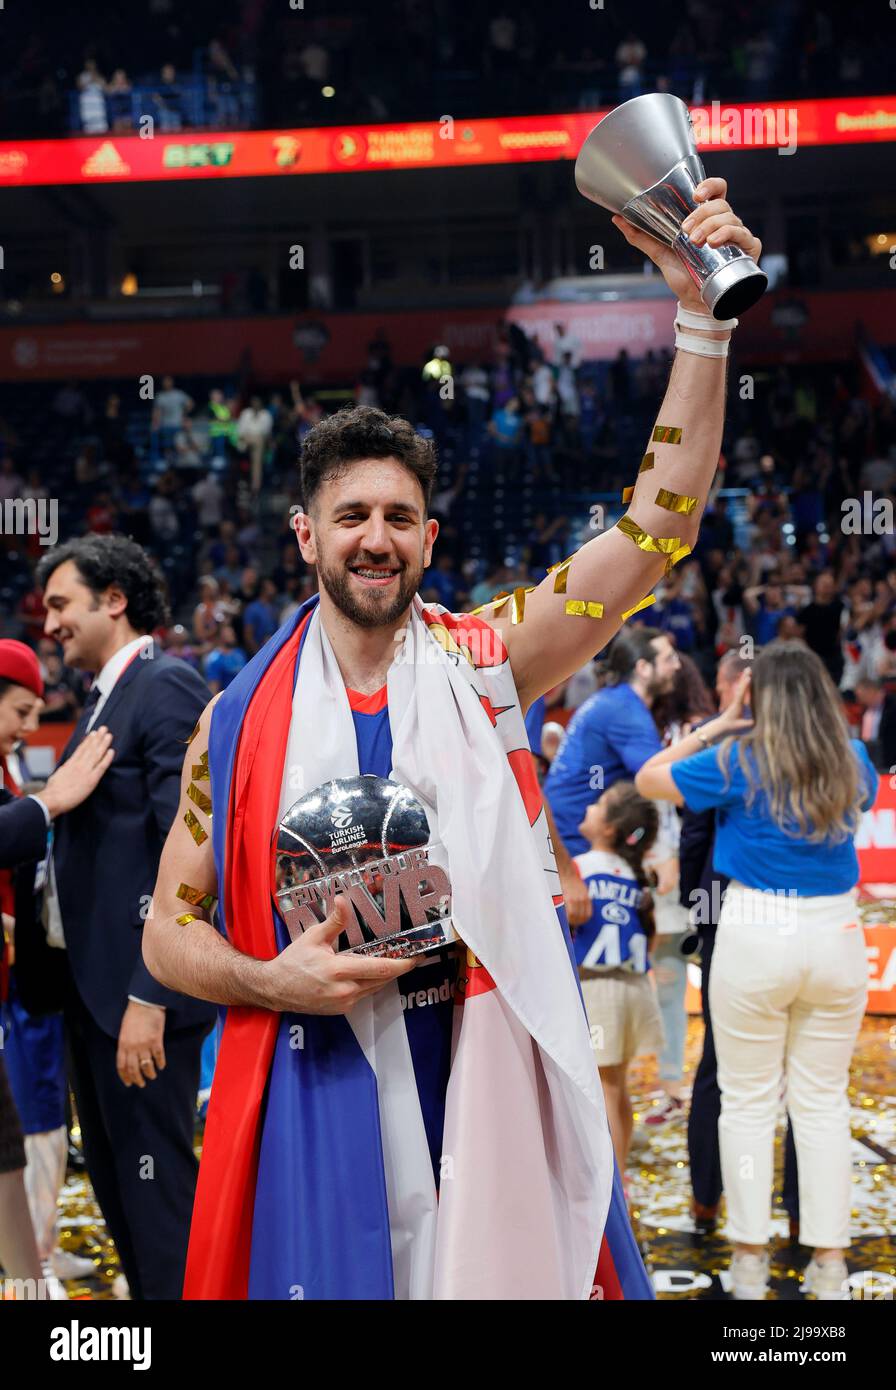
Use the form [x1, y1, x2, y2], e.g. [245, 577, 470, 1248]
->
[0, 640, 44, 698]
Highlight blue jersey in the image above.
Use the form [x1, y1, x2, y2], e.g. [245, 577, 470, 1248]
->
[348, 685, 457, 1182]
[545, 684, 662, 855]
[572, 848, 650, 974]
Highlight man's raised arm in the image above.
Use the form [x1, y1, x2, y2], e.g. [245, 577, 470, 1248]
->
[487, 177, 761, 709]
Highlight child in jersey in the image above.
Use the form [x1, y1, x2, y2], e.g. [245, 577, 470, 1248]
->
[573, 780, 665, 1171]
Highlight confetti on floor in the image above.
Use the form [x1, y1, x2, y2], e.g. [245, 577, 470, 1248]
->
[49, 1018, 895, 1301]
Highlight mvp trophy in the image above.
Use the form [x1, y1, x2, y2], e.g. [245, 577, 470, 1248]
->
[272, 774, 456, 959]
[575, 92, 767, 319]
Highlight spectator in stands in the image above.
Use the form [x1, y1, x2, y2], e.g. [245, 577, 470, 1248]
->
[85, 489, 118, 535]
[743, 574, 795, 645]
[16, 584, 46, 647]
[0, 457, 23, 502]
[798, 570, 845, 685]
[459, 362, 490, 450]
[105, 69, 133, 132]
[152, 376, 194, 457]
[173, 419, 206, 471]
[552, 322, 581, 370]
[236, 395, 273, 494]
[615, 30, 647, 98]
[555, 354, 581, 451]
[191, 470, 225, 535]
[164, 624, 200, 671]
[77, 59, 108, 134]
[204, 623, 247, 694]
[609, 349, 631, 408]
[193, 576, 223, 655]
[153, 64, 184, 132]
[36, 638, 81, 722]
[243, 579, 280, 656]
[486, 396, 523, 460]
[421, 554, 462, 611]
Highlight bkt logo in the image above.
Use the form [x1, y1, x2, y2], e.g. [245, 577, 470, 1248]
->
[331, 806, 353, 829]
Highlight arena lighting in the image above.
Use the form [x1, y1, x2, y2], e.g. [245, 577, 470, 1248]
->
[0, 94, 893, 187]
[120, 272, 138, 295]
[322, 86, 335, 98]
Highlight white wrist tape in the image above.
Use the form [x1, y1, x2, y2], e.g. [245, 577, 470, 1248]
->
[674, 330, 731, 358]
[676, 301, 739, 332]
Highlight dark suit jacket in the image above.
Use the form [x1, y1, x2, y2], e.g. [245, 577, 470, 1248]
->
[33, 645, 215, 1038]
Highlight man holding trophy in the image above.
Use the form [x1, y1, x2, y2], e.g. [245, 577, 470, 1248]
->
[144, 96, 762, 1300]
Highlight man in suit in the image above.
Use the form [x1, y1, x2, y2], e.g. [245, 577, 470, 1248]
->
[33, 535, 214, 1299]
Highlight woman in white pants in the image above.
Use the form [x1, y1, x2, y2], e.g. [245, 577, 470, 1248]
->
[636, 642, 874, 1300]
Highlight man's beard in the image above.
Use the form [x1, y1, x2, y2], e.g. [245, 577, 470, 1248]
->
[316, 550, 423, 630]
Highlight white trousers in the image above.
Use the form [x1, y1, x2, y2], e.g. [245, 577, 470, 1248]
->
[709, 882, 867, 1248]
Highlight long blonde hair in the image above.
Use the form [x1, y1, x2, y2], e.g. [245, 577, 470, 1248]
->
[718, 641, 863, 843]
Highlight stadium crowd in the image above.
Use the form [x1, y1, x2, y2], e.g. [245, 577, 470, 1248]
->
[0, 0, 891, 139]
[2, 321, 896, 766]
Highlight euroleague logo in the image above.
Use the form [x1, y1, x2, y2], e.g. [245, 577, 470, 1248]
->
[331, 805, 353, 830]
[601, 902, 631, 927]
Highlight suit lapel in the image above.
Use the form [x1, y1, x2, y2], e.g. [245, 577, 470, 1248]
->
[60, 641, 155, 762]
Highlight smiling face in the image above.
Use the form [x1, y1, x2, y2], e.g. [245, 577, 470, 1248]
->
[0, 683, 41, 758]
[296, 458, 438, 630]
[42, 559, 125, 671]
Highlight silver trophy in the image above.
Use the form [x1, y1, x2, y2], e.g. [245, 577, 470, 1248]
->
[575, 93, 767, 320]
[271, 774, 456, 959]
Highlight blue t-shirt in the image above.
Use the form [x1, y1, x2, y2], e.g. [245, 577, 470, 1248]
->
[572, 849, 650, 973]
[205, 646, 247, 689]
[545, 684, 662, 855]
[244, 599, 279, 649]
[669, 740, 878, 896]
[754, 599, 794, 646]
[524, 695, 546, 755]
[348, 686, 456, 1183]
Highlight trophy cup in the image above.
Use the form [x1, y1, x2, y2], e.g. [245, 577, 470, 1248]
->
[575, 93, 767, 320]
[272, 774, 456, 960]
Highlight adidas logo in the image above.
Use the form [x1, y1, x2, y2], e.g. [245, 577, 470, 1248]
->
[81, 142, 131, 178]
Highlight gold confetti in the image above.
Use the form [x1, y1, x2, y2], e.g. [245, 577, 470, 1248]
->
[187, 782, 213, 816]
[617, 514, 682, 556]
[665, 542, 692, 574]
[469, 589, 511, 618]
[547, 552, 578, 595]
[186, 720, 201, 745]
[565, 599, 604, 619]
[510, 587, 535, 624]
[192, 763, 210, 781]
[621, 594, 657, 621]
[655, 487, 698, 517]
[175, 913, 198, 926]
[623, 453, 657, 502]
[184, 809, 208, 845]
[176, 883, 217, 911]
[652, 424, 683, 445]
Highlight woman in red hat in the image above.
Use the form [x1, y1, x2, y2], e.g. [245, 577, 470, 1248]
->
[0, 639, 113, 1295]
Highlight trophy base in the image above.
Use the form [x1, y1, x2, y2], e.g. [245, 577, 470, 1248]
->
[702, 257, 768, 320]
[346, 918, 457, 960]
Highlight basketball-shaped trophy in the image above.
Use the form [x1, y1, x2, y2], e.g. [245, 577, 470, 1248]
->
[272, 775, 456, 959]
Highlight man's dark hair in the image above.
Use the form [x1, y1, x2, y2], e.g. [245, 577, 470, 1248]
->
[300, 405, 437, 514]
[36, 535, 170, 633]
[599, 626, 665, 687]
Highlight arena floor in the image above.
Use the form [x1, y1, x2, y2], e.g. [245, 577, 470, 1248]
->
[55, 1016, 895, 1302]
